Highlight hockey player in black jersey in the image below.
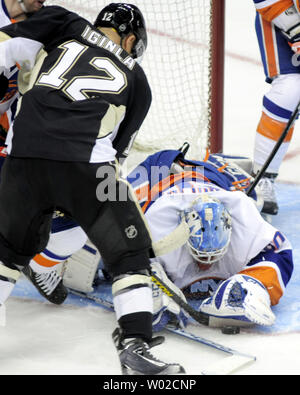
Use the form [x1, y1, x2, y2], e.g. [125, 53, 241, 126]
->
[0, 0, 71, 307]
[0, 3, 184, 375]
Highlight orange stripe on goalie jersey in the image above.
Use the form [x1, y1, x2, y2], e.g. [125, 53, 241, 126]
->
[142, 171, 208, 213]
[257, 112, 294, 142]
[0, 113, 9, 134]
[134, 182, 150, 203]
[257, 0, 293, 21]
[33, 254, 60, 268]
[239, 266, 283, 306]
[260, 17, 280, 78]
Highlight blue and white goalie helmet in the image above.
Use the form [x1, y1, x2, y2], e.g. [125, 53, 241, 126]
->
[182, 195, 232, 266]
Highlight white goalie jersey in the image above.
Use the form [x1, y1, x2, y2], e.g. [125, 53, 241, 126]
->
[127, 146, 293, 308]
[145, 180, 282, 289]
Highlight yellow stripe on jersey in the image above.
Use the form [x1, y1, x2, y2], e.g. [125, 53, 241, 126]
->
[98, 104, 126, 139]
[0, 32, 11, 43]
[18, 48, 47, 95]
[0, 264, 20, 281]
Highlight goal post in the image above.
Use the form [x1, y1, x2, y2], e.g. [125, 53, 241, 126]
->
[46, 0, 225, 167]
[210, 0, 225, 154]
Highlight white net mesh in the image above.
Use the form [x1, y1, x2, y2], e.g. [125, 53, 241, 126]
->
[46, 1, 214, 170]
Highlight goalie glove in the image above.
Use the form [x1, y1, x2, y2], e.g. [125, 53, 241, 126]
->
[287, 30, 300, 54]
[199, 274, 275, 327]
[151, 261, 188, 332]
[272, 5, 300, 53]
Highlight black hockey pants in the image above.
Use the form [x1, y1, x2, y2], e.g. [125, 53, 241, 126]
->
[0, 156, 152, 274]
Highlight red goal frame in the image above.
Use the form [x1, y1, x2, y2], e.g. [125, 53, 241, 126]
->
[210, 0, 225, 153]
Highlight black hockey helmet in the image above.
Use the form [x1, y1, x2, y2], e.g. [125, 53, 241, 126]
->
[94, 3, 147, 62]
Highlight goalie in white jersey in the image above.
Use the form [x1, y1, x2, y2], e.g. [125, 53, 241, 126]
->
[126, 149, 293, 329]
[60, 148, 293, 331]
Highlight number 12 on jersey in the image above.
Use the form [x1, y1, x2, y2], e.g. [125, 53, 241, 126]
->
[36, 40, 127, 101]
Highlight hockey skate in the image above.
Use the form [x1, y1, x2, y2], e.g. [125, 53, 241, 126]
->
[22, 265, 68, 305]
[257, 173, 278, 215]
[112, 328, 185, 375]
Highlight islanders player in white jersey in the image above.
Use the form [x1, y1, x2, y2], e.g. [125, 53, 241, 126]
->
[253, 0, 300, 215]
[60, 149, 293, 330]
[126, 149, 293, 329]
[0, 1, 45, 146]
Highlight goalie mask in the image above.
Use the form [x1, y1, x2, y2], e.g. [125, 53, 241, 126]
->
[182, 195, 232, 266]
[94, 3, 147, 63]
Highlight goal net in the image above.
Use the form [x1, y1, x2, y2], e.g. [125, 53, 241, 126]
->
[47, 0, 224, 170]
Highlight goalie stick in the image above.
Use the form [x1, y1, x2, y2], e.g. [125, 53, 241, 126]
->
[68, 287, 256, 374]
[151, 272, 244, 333]
[151, 272, 210, 326]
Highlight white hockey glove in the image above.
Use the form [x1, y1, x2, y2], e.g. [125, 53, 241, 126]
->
[151, 261, 188, 332]
[272, 5, 300, 53]
[199, 274, 275, 327]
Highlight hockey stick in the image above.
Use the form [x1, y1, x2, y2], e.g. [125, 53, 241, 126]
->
[70, 269, 240, 332]
[166, 326, 256, 375]
[247, 99, 300, 196]
[178, 141, 190, 157]
[151, 272, 210, 326]
[69, 286, 210, 330]
[151, 271, 244, 333]
[151, 272, 250, 334]
[68, 288, 114, 311]
[68, 288, 256, 373]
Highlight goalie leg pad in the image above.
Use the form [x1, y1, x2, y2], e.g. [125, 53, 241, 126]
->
[62, 240, 100, 293]
[199, 274, 275, 327]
